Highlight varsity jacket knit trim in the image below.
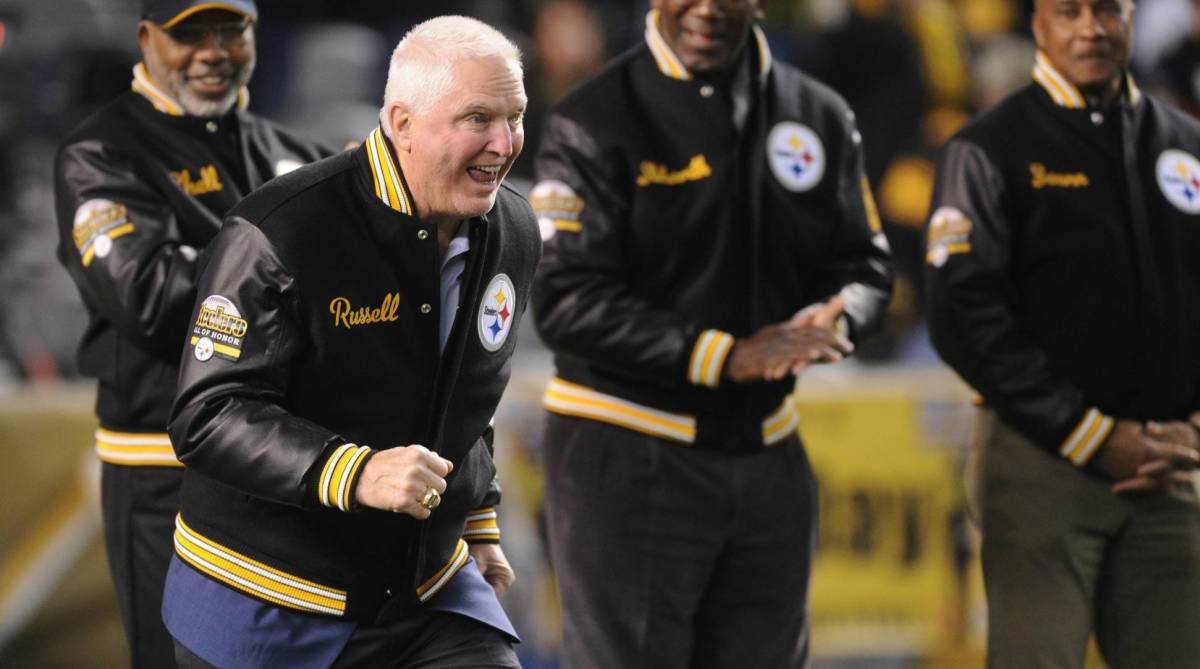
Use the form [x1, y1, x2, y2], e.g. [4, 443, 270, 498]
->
[543, 377, 800, 446]
[1059, 408, 1114, 467]
[688, 329, 735, 388]
[316, 443, 373, 512]
[463, 507, 501, 544]
[174, 514, 349, 617]
[95, 427, 182, 467]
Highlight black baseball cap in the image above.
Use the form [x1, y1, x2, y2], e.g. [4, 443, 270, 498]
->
[141, 1, 257, 28]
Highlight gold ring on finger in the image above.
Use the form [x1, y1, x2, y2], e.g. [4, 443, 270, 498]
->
[420, 487, 442, 510]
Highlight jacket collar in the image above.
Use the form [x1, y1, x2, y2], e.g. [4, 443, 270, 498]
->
[643, 9, 771, 83]
[1031, 50, 1141, 109]
[359, 126, 416, 217]
[131, 62, 249, 117]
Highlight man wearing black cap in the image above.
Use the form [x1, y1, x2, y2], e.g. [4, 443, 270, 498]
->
[53, 1, 329, 665]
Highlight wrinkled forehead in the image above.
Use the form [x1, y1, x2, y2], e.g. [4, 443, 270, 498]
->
[445, 55, 527, 106]
[1033, 0, 1134, 13]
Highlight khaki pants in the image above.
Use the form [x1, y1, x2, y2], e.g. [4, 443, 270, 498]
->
[966, 409, 1200, 669]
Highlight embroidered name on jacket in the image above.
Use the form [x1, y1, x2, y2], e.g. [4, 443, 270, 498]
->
[636, 154, 712, 187]
[191, 295, 247, 361]
[1029, 163, 1089, 189]
[171, 164, 225, 196]
[329, 293, 401, 329]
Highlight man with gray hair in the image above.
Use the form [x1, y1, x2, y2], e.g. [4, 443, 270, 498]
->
[164, 15, 537, 668]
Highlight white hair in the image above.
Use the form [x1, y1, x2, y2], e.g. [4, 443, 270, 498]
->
[379, 15, 523, 136]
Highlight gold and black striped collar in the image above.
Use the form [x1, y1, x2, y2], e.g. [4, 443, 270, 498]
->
[362, 126, 415, 216]
[131, 62, 249, 116]
[1031, 50, 1141, 109]
[643, 9, 771, 82]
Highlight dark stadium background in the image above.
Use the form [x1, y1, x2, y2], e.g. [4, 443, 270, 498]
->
[2, 0, 1193, 666]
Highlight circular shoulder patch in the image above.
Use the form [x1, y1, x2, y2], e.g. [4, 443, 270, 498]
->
[767, 122, 826, 192]
[72, 198, 128, 261]
[1156, 149, 1200, 214]
[478, 274, 516, 352]
[530, 179, 583, 241]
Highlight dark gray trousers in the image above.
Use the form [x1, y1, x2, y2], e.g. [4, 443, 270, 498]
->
[967, 409, 1200, 669]
[543, 413, 817, 669]
[101, 462, 182, 669]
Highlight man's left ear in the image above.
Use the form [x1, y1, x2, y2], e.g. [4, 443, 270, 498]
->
[388, 103, 413, 152]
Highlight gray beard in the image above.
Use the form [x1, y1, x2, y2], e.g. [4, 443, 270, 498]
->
[148, 51, 256, 118]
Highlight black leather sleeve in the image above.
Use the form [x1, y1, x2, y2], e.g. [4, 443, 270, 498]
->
[55, 139, 202, 360]
[531, 113, 699, 382]
[169, 218, 345, 509]
[811, 115, 894, 341]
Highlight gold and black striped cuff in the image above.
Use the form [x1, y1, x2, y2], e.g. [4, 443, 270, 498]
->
[95, 428, 182, 467]
[463, 507, 500, 544]
[317, 444, 373, 512]
[688, 329, 735, 388]
[1059, 407, 1114, 466]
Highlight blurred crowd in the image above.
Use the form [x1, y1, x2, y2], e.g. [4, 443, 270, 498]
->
[0, 0, 1198, 381]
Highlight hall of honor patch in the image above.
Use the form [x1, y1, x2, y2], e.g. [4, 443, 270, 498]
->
[478, 274, 515, 352]
[1156, 149, 1200, 214]
[191, 294, 248, 362]
[767, 121, 825, 192]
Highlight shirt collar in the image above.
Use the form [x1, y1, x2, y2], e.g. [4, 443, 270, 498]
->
[360, 126, 416, 216]
[441, 224, 471, 270]
[1031, 50, 1140, 110]
[130, 62, 249, 117]
[643, 9, 771, 83]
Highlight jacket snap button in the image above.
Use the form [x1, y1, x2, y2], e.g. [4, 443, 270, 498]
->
[205, 121, 218, 133]
[417, 229, 429, 240]
[420, 303, 432, 314]
[1090, 112, 1103, 125]
[700, 84, 714, 98]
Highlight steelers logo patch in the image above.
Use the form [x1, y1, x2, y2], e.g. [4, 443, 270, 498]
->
[72, 199, 131, 266]
[1156, 149, 1200, 214]
[193, 336, 215, 362]
[191, 295, 248, 362]
[767, 122, 825, 192]
[478, 274, 516, 352]
[530, 180, 584, 241]
[925, 206, 973, 267]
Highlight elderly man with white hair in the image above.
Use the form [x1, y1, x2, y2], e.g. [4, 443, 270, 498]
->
[163, 15, 538, 668]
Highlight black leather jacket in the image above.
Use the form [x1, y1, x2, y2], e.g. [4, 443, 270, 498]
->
[532, 16, 892, 450]
[169, 129, 541, 621]
[54, 67, 329, 465]
[925, 54, 1200, 467]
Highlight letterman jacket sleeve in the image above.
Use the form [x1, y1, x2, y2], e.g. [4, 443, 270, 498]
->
[54, 139, 203, 359]
[532, 112, 715, 386]
[807, 113, 893, 342]
[462, 427, 502, 545]
[169, 218, 371, 511]
[925, 138, 1112, 466]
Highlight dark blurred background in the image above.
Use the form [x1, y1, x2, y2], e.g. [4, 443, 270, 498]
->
[0, 1, 1194, 666]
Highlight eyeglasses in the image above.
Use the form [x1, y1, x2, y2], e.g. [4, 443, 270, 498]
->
[165, 20, 252, 46]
